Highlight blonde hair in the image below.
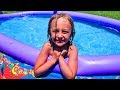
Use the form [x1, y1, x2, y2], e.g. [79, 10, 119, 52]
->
[47, 13, 75, 43]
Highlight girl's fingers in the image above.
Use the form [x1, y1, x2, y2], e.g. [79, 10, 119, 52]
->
[61, 50, 67, 56]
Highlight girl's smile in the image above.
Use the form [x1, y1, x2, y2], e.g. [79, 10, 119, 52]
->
[50, 17, 72, 47]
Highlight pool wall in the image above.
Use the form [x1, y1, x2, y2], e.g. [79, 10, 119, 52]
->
[0, 11, 120, 31]
[58, 11, 120, 31]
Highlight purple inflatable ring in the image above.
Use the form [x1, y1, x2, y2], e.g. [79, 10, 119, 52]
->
[0, 11, 120, 76]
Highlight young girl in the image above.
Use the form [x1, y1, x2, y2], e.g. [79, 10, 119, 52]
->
[34, 13, 78, 79]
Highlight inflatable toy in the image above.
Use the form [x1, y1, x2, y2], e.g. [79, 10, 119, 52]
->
[0, 33, 120, 76]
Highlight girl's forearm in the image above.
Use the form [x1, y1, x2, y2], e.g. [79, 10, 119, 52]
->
[34, 57, 57, 77]
[58, 56, 75, 79]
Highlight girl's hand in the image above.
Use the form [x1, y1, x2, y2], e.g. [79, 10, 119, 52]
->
[60, 50, 68, 57]
[51, 50, 61, 60]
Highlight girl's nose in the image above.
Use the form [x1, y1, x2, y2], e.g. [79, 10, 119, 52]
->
[56, 33, 64, 40]
[57, 32, 63, 37]
[58, 37, 63, 41]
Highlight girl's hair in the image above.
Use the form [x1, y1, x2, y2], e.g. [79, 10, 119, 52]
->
[47, 13, 75, 44]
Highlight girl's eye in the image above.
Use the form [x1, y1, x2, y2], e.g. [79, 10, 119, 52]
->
[53, 30, 58, 33]
[63, 31, 69, 34]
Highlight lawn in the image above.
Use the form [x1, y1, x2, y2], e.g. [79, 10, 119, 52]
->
[79, 11, 120, 20]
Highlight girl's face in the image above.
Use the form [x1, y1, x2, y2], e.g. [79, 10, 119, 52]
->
[50, 17, 72, 47]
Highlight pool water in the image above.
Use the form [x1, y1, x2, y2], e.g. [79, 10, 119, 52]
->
[0, 15, 120, 79]
[0, 15, 120, 56]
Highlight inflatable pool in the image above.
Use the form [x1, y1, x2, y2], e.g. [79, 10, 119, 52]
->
[0, 11, 120, 76]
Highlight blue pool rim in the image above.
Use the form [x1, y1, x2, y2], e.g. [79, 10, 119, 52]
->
[0, 11, 120, 32]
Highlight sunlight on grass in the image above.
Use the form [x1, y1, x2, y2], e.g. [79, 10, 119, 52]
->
[79, 11, 120, 20]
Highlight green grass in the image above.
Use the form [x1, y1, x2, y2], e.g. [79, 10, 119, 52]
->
[79, 11, 120, 20]
[2, 11, 120, 20]
[2, 11, 21, 14]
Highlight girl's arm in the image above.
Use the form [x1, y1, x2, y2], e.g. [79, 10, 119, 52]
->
[58, 45, 78, 79]
[34, 42, 59, 77]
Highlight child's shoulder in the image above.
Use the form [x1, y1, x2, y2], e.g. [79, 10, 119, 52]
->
[68, 44, 78, 56]
[69, 44, 78, 51]
[43, 41, 52, 48]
